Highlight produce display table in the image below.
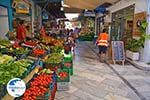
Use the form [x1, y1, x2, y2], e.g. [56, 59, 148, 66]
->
[0, 36, 74, 100]
[2, 67, 38, 100]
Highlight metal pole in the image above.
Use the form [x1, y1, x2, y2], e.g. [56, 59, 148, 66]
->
[143, 0, 150, 62]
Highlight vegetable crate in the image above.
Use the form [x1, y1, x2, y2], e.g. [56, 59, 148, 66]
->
[63, 62, 73, 76]
[64, 53, 73, 62]
[57, 82, 69, 91]
[0, 48, 8, 54]
[0, 84, 7, 99]
[57, 68, 70, 82]
[50, 73, 57, 90]
[36, 91, 50, 100]
[50, 81, 57, 100]
[45, 63, 61, 71]
[20, 64, 36, 79]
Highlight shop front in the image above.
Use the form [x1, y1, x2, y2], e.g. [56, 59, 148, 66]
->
[106, 0, 150, 63]
[0, 0, 13, 38]
[110, 5, 134, 41]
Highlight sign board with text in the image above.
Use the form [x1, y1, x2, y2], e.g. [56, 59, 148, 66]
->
[111, 41, 125, 65]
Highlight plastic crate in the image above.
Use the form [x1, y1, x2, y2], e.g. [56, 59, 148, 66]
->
[63, 62, 73, 68]
[50, 73, 57, 90]
[45, 63, 62, 72]
[36, 91, 50, 100]
[64, 57, 72, 62]
[57, 69, 70, 82]
[50, 82, 57, 100]
[0, 84, 7, 99]
[69, 67, 73, 76]
[19, 63, 35, 79]
[64, 53, 73, 62]
[0, 48, 8, 54]
[57, 82, 69, 91]
[63, 62, 73, 76]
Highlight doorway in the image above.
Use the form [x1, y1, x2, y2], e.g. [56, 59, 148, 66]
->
[0, 6, 9, 39]
[111, 5, 134, 41]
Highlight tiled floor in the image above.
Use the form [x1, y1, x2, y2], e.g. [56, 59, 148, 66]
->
[55, 42, 150, 100]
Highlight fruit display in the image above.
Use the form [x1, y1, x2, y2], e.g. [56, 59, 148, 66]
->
[57, 69, 70, 82]
[14, 48, 29, 55]
[22, 86, 49, 100]
[0, 55, 14, 64]
[42, 36, 63, 46]
[51, 45, 63, 53]
[30, 74, 53, 87]
[14, 59, 33, 68]
[39, 68, 53, 74]
[45, 53, 63, 64]
[0, 39, 11, 47]
[0, 27, 74, 100]
[24, 41, 38, 47]
[22, 73, 53, 100]
[12, 42, 22, 49]
[32, 49, 46, 57]
[58, 72, 68, 80]
[39, 43, 49, 50]
[0, 59, 33, 84]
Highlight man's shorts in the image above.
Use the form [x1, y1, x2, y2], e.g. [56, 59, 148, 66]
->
[98, 46, 107, 54]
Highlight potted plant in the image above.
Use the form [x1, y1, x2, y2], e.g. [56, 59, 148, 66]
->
[126, 19, 150, 60]
[126, 39, 141, 60]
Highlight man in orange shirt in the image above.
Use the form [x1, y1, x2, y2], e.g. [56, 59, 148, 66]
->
[16, 20, 26, 41]
[96, 29, 109, 62]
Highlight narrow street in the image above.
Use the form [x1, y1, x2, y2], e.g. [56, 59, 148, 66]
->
[55, 42, 150, 100]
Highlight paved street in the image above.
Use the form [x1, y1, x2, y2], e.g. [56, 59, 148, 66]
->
[55, 42, 150, 100]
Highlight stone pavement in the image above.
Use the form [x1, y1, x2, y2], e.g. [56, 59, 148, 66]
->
[55, 42, 150, 100]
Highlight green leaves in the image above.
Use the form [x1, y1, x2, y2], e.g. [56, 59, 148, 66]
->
[0, 39, 11, 47]
[51, 45, 63, 53]
[45, 53, 63, 64]
[0, 58, 33, 85]
[126, 39, 141, 52]
[126, 19, 149, 52]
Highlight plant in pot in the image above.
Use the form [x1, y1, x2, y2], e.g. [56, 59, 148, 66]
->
[126, 19, 150, 60]
[126, 38, 141, 60]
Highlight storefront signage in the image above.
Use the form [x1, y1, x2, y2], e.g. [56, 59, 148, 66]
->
[16, 9, 29, 14]
[111, 41, 125, 65]
[84, 11, 95, 17]
[12, 0, 30, 14]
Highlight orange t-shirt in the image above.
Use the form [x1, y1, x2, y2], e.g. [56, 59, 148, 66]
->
[98, 33, 108, 41]
[97, 33, 108, 46]
[16, 25, 26, 40]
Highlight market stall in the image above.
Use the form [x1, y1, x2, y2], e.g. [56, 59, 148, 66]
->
[0, 29, 74, 100]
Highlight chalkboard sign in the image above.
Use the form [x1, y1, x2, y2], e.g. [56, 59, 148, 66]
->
[111, 41, 125, 65]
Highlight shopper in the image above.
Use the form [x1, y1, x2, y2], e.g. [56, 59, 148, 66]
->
[26, 25, 32, 38]
[16, 20, 26, 41]
[96, 29, 109, 62]
[40, 26, 47, 38]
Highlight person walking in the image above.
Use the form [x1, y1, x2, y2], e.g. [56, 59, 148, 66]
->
[96, 29, 109, 62]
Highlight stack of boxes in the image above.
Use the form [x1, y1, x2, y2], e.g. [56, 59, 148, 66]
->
[56, 52, 73, 91]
